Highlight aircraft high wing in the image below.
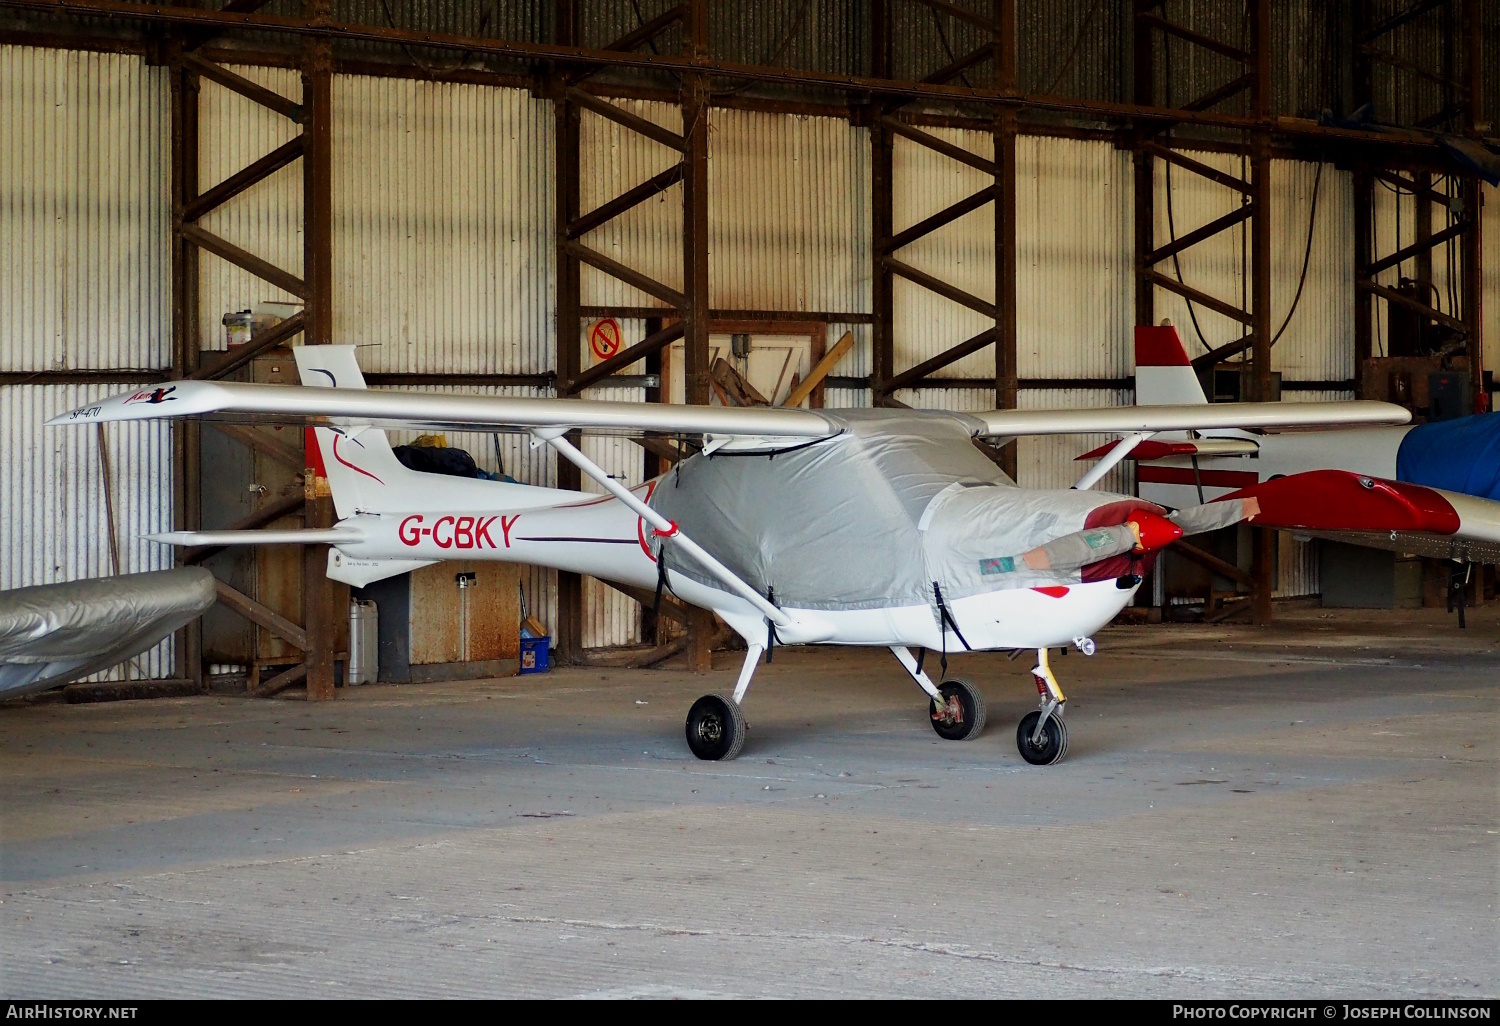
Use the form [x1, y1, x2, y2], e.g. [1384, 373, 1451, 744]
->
[53, 346, 1408, 766]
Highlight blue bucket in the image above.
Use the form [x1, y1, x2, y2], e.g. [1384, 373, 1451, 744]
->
[519, 636, 551, 674]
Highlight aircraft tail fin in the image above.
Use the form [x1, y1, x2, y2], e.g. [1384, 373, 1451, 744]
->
[291, 345, 580, 519]
[293, 346, 416, 519]
[1134, 324, 1208, 406]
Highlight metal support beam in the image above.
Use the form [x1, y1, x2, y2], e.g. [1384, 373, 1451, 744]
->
[301, 5, 338, 700]
[885, 186, 995, 253]
[1145, 205, 1254, 267]
[570, 321, 684, 394]
[870, 0, 893, 393]
[1462, 0, 1484, 411]
[882, 327, 997, 393]
[553, 0, 584, 666]
[182, 134, 303, 222]
[180, 223, 308, 298]
[568, 162, 684, 239]
[169, 53, 202, 691]
[992, 0, 1018, 480]
[682, 0, 712, 670]
[1250, 0, 1275, 626]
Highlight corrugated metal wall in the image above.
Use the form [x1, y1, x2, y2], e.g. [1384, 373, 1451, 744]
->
[1151, 153, 1356, 385]
[0, 47, 174, 678]
[1366, 171, 1465, 360]
[197, 64, 304, 352]
[0, 46, 170, 371]
[334, 75, 555, 375]
[890, 131, 1134, 384]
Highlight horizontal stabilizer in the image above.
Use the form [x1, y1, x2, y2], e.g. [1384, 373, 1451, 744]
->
[147, 528, 365, 546]
[1076, 437, 1259, 461]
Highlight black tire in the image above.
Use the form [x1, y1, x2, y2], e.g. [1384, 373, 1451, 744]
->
[1016, 710, 1069, 765]
[929, 678, 987, 741]
[685, 693, 747, 761]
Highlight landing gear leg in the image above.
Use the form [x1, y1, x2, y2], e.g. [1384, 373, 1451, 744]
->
[684, 644, 761, 761]
[891, 646, 986, 741]
[1016, 648, 1069, 765]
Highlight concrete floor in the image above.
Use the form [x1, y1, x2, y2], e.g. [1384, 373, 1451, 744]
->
[2, 607, 1496, 998]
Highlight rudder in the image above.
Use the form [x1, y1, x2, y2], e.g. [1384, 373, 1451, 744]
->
[1135, 324, 1208, 406]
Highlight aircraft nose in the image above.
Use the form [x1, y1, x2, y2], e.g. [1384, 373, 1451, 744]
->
[1125, 509, 1183, 552]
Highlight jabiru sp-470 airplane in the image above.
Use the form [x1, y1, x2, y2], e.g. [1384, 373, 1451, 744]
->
[1081, 325, 1500, 568]
[54, 345, 1432, 765]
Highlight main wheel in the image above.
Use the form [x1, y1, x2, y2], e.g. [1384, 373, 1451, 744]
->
[1016, 710, 1069, 765]
[685, 693, 747, 761]
[929, 678, 987, 741]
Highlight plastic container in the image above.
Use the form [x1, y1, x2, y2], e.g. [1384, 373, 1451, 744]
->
[519, 636, 550, 674]
[348, 599, 378, 685]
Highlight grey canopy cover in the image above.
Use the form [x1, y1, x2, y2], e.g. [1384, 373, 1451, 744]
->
[0, 567, 216, 698]
[649, 410, 1156, 616]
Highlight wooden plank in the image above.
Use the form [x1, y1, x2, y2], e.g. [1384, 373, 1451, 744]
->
[1169, 540, 1253, 588]
[599, 3, 685, 53]
[910, 0, 994, 32]
[1141, 142, 1252, 194]
[1145, 205, 1253, 266]
[631, 434, 688, 465]
[571, 320, 684, 392]
[214, 580, 308, 651]
[782, 331, 855, 408]
[885, 186, 995, 253]
[710, 357, 771, 406]
[1136, 11, 1249, 63]
[602, 579, 689, 624]
[205, 420, 306, 470]
[1365, 220, 1469, 277]
[246, 662, 307, 699]
[1359, 279, 1469, 333]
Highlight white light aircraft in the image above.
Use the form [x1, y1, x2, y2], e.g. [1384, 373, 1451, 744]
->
[54, 346, 1409, 764]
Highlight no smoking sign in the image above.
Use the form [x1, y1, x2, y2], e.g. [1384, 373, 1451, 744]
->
[588, 318, 622, 362]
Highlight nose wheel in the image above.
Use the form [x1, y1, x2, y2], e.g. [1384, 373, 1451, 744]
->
[1016, 709, 1068, 765]
[1015, 647, 1071, 765]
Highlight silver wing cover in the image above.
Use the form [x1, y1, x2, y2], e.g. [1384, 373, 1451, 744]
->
[0, 568, 217, 699]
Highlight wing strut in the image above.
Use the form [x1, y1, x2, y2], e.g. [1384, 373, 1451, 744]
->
[1072, 431, 1151, 490]
[535, 429, 793, 628]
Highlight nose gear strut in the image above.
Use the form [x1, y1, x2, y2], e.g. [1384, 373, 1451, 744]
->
[1016, 647, 1069, 765]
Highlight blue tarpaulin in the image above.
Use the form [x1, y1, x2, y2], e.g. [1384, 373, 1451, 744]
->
[1396, 413, 1500, 500]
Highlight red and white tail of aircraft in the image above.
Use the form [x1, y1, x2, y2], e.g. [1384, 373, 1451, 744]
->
[1088, 325, 1500, 562]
